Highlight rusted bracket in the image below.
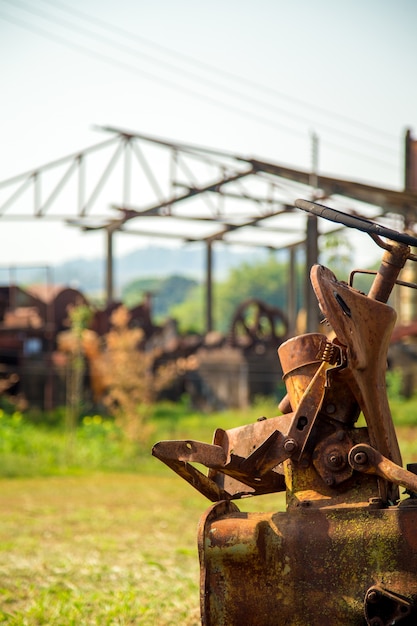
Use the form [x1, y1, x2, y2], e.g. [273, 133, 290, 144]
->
[152, 440, 227, 467]
[364, 585, 413, 625]
[349, 443, 417, 494]
[282, 358, 339, 461]
[152, 441, 231, 501]
[152, 438, 285, 500]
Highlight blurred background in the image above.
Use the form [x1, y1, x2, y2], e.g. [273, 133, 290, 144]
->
[1, 3, 417, 624]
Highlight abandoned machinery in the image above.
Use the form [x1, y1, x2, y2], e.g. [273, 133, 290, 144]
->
[153, 199, 417, 625]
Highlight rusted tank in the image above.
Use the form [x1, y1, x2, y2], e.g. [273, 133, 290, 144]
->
[153, 200, 417, 625]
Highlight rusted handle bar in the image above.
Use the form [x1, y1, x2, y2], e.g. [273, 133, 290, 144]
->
[348, 443, 417, 494]
[295, 198, 415, 304]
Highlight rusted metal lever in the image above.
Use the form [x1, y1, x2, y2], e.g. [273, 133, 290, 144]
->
[153, 440, 227, 467]
[349, 443, 417, 494]
[152, 436, 286, 501]
[282, 357, 340, 461]
[152, 440, 231, 501]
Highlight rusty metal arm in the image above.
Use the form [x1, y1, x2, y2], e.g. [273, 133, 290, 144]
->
[349, 443, 417, 494]
[152, 441, 230, 501]
[152, 438, 286, 500]
[152, 340, 345, 500]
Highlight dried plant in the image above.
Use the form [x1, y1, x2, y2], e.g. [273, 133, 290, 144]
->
[98, 305, 176, 443]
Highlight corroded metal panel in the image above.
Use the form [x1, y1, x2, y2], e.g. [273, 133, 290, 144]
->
[199, 501, 417, 625]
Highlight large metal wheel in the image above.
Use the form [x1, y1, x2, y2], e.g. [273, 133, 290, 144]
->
[229, 298, 288, 347]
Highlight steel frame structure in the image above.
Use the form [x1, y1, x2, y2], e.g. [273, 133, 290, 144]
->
[1, 126, 417, 330]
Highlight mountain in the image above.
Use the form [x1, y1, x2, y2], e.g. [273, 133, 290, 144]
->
[0, 244, 269, 297]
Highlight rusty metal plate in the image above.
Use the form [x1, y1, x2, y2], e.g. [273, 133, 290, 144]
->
[199, 500, 417, 625]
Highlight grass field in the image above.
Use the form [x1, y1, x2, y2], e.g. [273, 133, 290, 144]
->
[0, 472, 202, 625]
[0, 471, 285, 626]
[1, 396, 417, 625]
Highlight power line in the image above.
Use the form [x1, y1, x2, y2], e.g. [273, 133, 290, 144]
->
[1, 1, 400, 173]
[0, 9, 308, 142]
[13, 0, 399, 161]
[38, 0, 399, 147]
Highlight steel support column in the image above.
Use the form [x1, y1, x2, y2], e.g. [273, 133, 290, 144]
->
[206, 241, 213, 333]
[106, 227, 114, 306]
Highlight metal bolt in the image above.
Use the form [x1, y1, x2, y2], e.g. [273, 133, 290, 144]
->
[283, 438, 298, 454]
[325, 476, 335, 486]
[353, 451, 368, 465]
[325, 448, 346, 471]
[325, 403, 336, 414]
[367, 589, 379, 604]
[328, 452, 343, 467]
[368, 497, 383, 509]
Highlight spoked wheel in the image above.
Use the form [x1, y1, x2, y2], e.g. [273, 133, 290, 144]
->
[229, 298, 288, 347]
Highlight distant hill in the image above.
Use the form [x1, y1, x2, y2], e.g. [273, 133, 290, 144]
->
[0, 244, 269, 298]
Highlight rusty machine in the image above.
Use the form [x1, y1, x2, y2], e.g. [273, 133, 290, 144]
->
[153, 199, 417, 625]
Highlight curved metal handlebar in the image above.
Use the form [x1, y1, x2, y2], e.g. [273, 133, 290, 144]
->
[295, 199, 417, 248]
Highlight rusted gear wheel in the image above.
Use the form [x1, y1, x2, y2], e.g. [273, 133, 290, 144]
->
[229, 298, 288, 347]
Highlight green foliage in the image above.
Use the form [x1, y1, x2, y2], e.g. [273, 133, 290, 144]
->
[122, 274, 197, 319]
[2, 374, 417, 480]
[0, 397, 279, 478]
[65, 303, 94, 438]
[215, 256, 291, 332]
[67, 303, 93, 335]
[154, 275, 198, 318]
[320, 232, 353, 280]
[171, 255, 304, 334]
[0, 408, 140, 477]
[170, 284, 205, 334]
[122, 277, 161, 307]
[386, 369, 405, 403]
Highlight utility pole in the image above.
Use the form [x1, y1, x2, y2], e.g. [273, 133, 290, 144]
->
[404, 129, 417, 322]
[305, 132, 320, 332]
[405, 128, 417, 192]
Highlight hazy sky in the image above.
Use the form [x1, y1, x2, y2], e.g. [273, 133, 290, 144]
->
[0, 0, 416, 268]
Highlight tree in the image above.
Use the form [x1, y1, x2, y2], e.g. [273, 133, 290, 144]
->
[320, 232, 353, 281]
[170, 284, 206, 334]
[170, 255, 303, 334]
[122, 274, 197, 320]
[215, 256, 291, 332]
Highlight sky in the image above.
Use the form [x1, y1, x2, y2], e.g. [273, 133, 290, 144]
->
[0, 0, 416, 271]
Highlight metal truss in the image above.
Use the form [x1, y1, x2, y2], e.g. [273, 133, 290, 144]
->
[0, 126, 332, 251]
[1, 125, 415, 244]
[1, 126, 416, 330]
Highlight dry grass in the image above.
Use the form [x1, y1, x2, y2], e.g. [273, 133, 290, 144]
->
[1, 426, 417, 624]
[0, 473, 204, 625]
[0, 471, 284, 626]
